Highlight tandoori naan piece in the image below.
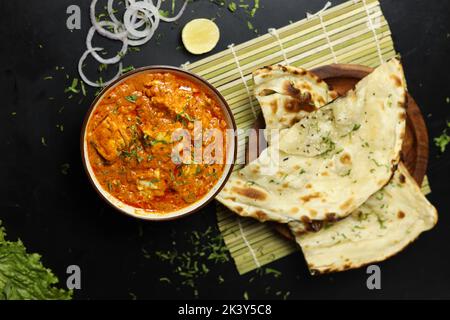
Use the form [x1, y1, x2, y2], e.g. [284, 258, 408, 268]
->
[296, 163, 437, 274]
[253, 65, 338, 139]
[218, 59, 407, 231]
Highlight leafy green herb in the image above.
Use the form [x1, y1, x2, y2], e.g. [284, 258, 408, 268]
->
[150, 139, 169, 146]
[121, 65, 135, 74]
[434, 121, 450, 153]
[251, 0, 260, 17]
[376, 213, 387, 229]
[228, 2, 237, 12]
[125, 94, 138, 103]
[98, 64, 107, 72]
[247, 21, 254, 30]
[341, 123, 361, 137]
[64, 78, 79, 94]
[243, 291, 249, 300]
[80, 80, 87, 96]
[153, 226, 230, 297]
[0, 221, 72, 300]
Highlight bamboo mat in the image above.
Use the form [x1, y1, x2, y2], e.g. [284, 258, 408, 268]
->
[182, 0, 430, 274]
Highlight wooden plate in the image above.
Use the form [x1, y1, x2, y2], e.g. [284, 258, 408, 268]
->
[245, 64, 429, 239]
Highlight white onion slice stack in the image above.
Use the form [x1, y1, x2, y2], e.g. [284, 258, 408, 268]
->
[79, 0, 188, 87]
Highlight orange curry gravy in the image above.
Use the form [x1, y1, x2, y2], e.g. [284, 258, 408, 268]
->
[86, 71, 228, 212]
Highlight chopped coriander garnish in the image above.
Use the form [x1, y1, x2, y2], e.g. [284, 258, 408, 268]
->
[98, 63, 107, 72]
[121, 65, 135, 74]
[65, 78, 80, 94]
[80, 80, 87, 96]
[228, 2, 237, 12]
[159, 9, 169, 17]
[434, 121, 450, 153]
[125, 94, 138, 103]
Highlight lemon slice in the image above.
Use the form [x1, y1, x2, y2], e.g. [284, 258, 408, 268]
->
[182, 19, 220, 55]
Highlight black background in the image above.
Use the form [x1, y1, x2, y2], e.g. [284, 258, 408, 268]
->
[0, 0, 449, 300]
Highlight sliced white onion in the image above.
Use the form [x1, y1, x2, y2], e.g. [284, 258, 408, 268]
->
[78, 47, 123, 88]
[86, 22, 128, 65]
[90, 0, 127, 40]
[82, 0, 188, 87]
[124, 3, 160, 46]
[107, 0, 122, 26]
[124, 3, 159, 39]
[159, 0, 187, 22]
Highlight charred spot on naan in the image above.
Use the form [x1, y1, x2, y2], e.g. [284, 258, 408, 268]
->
[284, 96, 316, 113]
[255, 210, 269, 221]
[397, 210, 406, 219]
[300, 192, 322, 203]
[231, 186, 267, 201]
[339, 198, 353, 210]
[390, 74, 403, 87]
[339, 153, 352, 165]
[282, 81, 301, 96]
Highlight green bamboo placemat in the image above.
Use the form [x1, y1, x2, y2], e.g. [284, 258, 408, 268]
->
[182, 0, 431, 274]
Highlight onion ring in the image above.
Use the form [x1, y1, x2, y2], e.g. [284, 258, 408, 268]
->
[86, 21, 128, 65]
[78, 47, 123, 87]
[159, 0, 187, 22]
[90, 0, 127, 40]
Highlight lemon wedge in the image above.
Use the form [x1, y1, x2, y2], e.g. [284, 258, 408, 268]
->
[182, 19, 220, 55]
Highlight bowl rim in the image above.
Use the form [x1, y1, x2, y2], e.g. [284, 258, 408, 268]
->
[80, 65, 237, 221]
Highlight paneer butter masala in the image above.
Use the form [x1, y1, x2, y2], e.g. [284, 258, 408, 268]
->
[86, 72, 228, 212]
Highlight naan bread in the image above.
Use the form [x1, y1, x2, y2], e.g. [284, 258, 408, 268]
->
[217, 59, 407, 230]
[296, 162, 438, 274]
[253, 65, 338, 132]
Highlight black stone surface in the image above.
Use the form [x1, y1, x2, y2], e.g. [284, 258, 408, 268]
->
[0, 0, 449, 299]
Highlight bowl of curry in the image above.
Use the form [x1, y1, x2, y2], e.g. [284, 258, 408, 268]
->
[81, 66, 237, 220]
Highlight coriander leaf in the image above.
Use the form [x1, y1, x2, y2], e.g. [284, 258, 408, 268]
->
[228, 2, 237, 12]
[125, 94, 138, 103]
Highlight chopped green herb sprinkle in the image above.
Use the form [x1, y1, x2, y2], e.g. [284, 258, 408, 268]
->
[125, 94, 138, 103]
[228, 2, 237, 12]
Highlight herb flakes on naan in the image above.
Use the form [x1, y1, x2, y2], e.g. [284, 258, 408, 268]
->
[218, 59, 407, 231]
[296, 163, 437, 274]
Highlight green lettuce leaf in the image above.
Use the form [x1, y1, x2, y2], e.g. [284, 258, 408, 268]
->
[0, 221, 72, 300]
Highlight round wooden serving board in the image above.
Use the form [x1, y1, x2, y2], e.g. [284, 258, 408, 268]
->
[245, 64, 429, 240]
